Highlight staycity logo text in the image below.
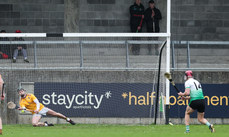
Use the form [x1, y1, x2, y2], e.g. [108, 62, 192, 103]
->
[42, 91, 112, 109]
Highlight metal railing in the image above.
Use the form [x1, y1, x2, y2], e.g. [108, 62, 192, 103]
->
[171, 41, 229, 71]
[1, 40, 229, 71]
[0, 40, 164, 70]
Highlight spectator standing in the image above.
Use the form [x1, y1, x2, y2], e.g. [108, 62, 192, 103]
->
[129, 0, 144, 55]
[144, 0, 162, 55]
[0, 30, 11, 59]
[12, 30, 29, 63]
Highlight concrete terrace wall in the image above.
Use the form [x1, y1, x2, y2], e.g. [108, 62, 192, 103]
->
[1, 0, 229, 40]
[0, 0, 65, 33]
[171, 0, 229, 41]
[0, 0, 165, 33]
[78, 0, 166, 32]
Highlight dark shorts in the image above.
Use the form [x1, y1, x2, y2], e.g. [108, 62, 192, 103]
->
[189, 99, 205, 113]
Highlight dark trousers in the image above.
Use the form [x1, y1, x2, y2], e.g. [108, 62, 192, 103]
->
[130, 25, 142, 55]
[146, 21, 160, 55]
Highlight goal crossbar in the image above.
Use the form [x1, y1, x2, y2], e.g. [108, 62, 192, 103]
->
[0, 33, 170, 38]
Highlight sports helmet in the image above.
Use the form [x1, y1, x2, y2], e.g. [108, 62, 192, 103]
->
[185, 70, 193, 77]
[17, 88, 25, 93]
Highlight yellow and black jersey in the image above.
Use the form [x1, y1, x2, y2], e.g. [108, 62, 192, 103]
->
[19, 93, 44, 114]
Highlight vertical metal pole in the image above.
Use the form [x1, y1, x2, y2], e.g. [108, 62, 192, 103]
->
[80, 41, 83, 69]
[33, 41, 37, 68]
[187, 41, 190, 68]
[165, 0, 171, 125]
[171, 41, 175, 69]
[125, 41, 129, 69]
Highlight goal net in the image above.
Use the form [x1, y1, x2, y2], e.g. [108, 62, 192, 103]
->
[0, 33, 169, 124]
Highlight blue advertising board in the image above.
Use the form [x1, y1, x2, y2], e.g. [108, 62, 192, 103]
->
[34, 83, 229, 118]
[34, 83, 155, 117]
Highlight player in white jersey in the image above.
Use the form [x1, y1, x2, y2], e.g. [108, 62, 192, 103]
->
[178, 70, 215, 133]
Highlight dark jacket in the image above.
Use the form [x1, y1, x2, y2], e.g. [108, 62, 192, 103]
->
[129, 3, 145, 32]
[0, 37, 11, 58]
[12, 37, 27, 50]
[144, 7, 162, 32]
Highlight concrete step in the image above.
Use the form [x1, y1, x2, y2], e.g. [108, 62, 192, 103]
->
[1, 62, 229, 69]
[2, 55, 229, 63]
[25, 46, 229, 56]
[0, 62, 160, 68]
[174, 63, 229, 68]
[1, 54, 229, 69]
[174, 55, 229, 63]
[26, 46, 160, 56]
[4, 55, 160, 63]
[173, 48, 229, 56]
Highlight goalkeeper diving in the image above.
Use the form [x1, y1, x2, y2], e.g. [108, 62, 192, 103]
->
[17, 88, 75, 126]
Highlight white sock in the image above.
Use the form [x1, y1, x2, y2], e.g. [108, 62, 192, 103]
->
[206, 122, 211, 127]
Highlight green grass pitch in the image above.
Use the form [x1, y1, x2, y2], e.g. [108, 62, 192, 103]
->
[2, 124, 229, 137]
